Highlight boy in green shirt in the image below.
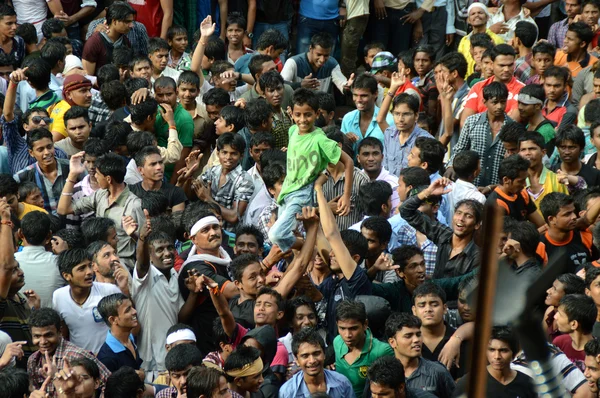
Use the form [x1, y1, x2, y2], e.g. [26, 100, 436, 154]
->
[268, 88, 354, 252]
[517, 84, 556, 153]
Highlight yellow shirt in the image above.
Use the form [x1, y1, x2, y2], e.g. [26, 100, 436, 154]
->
[458, 29, 504, 78]
[18, 202, 48, 220]
[47, 100, 71, 138]
[526, 167, 568, 213]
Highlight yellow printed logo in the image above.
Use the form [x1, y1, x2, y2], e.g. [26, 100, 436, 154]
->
[359, 366, 368, 378]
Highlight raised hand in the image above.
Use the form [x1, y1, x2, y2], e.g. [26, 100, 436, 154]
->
[0, 340, 25, 368]
[30, 375, 51, 398]
[41, 350, 57, 380]
[234, 98, 247, 108]
[9, 67, 28, 85]
[200, 15, 216, 38]
[122, 216, 138, 237]
[373, 252, 399, 272]
[185, 150, 203, 170]
[130, 87, 149, 106]
[23, 290, 40, 310]
[139, 209, 152, 241]
[0, 198, 11, 221]
[184, 269, 202, 293]
[69, 152, 86, 177]
[52, 358, 80, 396]
[265, 270, 283, 285]
[192, 179, 212, 202]
[390, 71, 406, 90]
[427, 178, 453, 196]
[113, 266, 130, 293]
[296, 206, 320, 225]
[159, 103, 176, 127]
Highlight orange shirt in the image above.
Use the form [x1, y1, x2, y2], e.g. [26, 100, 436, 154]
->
[554, 51, 598, 78]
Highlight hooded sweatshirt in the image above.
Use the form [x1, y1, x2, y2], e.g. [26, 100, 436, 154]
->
[240, 325, 285, 398]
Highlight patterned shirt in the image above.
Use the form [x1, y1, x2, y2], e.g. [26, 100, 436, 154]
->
[514, 53, 534, 84]
[28, 338, 111, 396]
[86, 18, 149, 55]
[1, 35, 25, 67]
[548, 18, 569, 49]
[1, 115, 68, 174]
[258, 200, 277, 244]
[322, 167, 369, 231]
[88, 91, 112, 125]
[272, 109, 292, 149]
[201, 164, 255, 230]
[389, 214, 438, 277]
[0, 293, 34, 368]
[448, 112, 512, 187]
[382, 125, 433, 177]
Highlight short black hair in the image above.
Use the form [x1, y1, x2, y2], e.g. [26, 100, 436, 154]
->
[256, 286, 284, 310]
[28, 307, 61, 331]
[69, 358, 100, 381]
[134, 145, 162, 168]
[100, 81, 127, 111]
[292, 88, 319, 112]
[413, 282, 446, 304]
[490, 44, 517, 61]
[216, 131, 246, 153]
[64, 106, 90, 125]
[453, 150, 480, 180]
[385, 312, 421, 340]
[104, 367, 145, 398]
[23, 58, 51, 91]
[126, 131, 154, 157]
[98, 293, 130, 327]
[26, 128, 53, 149]
[585, 338, 600, 357]
[568, 21, 594, 46]
[0, 368, 29, 398]
[245, 98, 273, 131]
[260, 149, 286, 171]
[358, 181, 392, 216]
[291, 327, 325, 357]
[482, 81, 509, 101]
[315, 91, 336, 113]
[540, 192, 574, 223]
[165, 343, 203, 372]
[96, 153, 126, 183]
[391, 245, 424, 272]
[231, 253, 261, 282]
[310, 32, 334, 50]
[361, 216, 393, 245]
[352, 73, 378, 94]
[543, 65, 570, 84]
[336, 299, 367, 324]
[142, 191, 169, 217]
[392, 93, 419, 113]
[42, 18, 64, 40]
[40, 38, 67, 69]
[498, 154, 530, 181]
[19, 178, 37, 198]
[219, 105, 246, 132]
[519, 83, 545, 102]
[437, 51, 468, 79]
[498, 121, 526, 145]
[413, 45, 435, 61]
[532, 41, 557, 58]
[256, 29, 287, 51]
[285, 296, 318, 327]
[97, 64, 121, 88]
[235, 224, 264, 250]
[585, 98, 600, 124]
[167, 25, 187, 41]
[250, 131, 275, 149]
[81, 217, 116, 246]
[148, 37, 170, 54]
[558, 273, 586, 294]
[518, 131, 546, 151]
[16, 23, 37, 45]
[57, 248, 90, 278]
[341, 229, 368, 263]
[399, 166, 430, 188]
[204, 37, 227, 61]
[187, 367, 226, 398]
[556, 124, 585, 150]
[53, 228, 85, 250]
[106, 1, 136, 25]
[368, 356, 406, 390]
[559, 294, 597, 334]
[128, 55, 151, 71]
[21, 211, 51, 246]
[414, 137, 445, 174]
[258, 70, 284, 93]
[358, 136, 383, 153]
[470, 33, 494, 50]
[490, 325, 519, 355]
[178, 70, 201, 89]
[223, 345, 261, 373]
[154, 76, 177, 91]
[505, 221, 540, 258]
[130, 97, 159, 125]
[203, 87, 231, 107]
[515, 21, 538, 47]
[364, 42, 385, 56]
[262, 162, 286, 190]
[248, 54, 273, 81]
[586, 265, 600, 288]
[0, 174, 18, 198]
[112, 47, 133, 70]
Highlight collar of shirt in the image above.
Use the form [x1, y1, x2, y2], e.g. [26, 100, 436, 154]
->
[454, 179, 477, 190]
[34, 160, 63, 181]
[105, 331, 136, 353]
[526, 166, 549, 187]
[389, 125, 428, 143]
[248, 165, 261, 180]
[297, 369, 345, 396]
[20, 245, 50, 255]
[496, 5, 529, 22]
[567, 51, 592, 67]
[349, 106, 384, 139]
[337, 327, 374, 357]
[543, 92, 569, 109]
[109, 186, 133, 209]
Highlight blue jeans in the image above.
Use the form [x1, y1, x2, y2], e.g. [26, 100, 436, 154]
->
[253, 21, 290, 62]
[296, 15, 339, 55]
[268, 184, 314, 252]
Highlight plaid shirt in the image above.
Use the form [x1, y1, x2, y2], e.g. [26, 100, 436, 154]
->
[515, 53, 533, 83]
[383, 125, 433, 177]
[392, 218, 438, 277]
[86, 19, 149, 55]
[272, 109, 292, 149]
[448, 112, 512, 187]
[322, 167, 369, 231]
[88, 91, 112, 125]
[27, 338, 111, 397]
[548, 18, 569, 49]
[201, 164, 255, 230]
[258, 200, 278, 244]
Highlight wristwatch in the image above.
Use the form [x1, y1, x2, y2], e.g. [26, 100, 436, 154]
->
[246, 31, 254, 39]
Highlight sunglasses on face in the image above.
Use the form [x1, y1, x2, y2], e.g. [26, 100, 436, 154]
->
[31, 116, 53, 124]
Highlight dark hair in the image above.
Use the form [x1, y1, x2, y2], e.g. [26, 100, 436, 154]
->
[204, 37, 227, 61]
[42, 18, 64, 39]
[569, 21, 594, 45]
[258, 70, 284, 93]
[130, 97, 158, 125]
[519, 83, 545, 102]
[142, 191, 169, 217]
[81, 217, 116, 246]
[358, 136, 384, 154]
[397, 50, 415, 76]
[112, 47, 133, 69]
[556, 124, 586, 150]
[134, 145, 162, 168]
[219, 105, 245, 132]
[498, 154, 530, 181]
[23, 58, 51, 91]
[490, 44, 517, 61]
[490, 325, 519, 355]
[585, 338, 600, 357]
[69, 357, 100, 380]
[53, 228, 85, 250]
[126, 131, 154, 157]
[165, 343, 203, 372]
[211, 60, 234, 79]
[361, 216, 393, 245]
[368, 356, 406, 390]
[358, 181, 392, 216]
[310, 32, 334, 50]
[64, 106, 90, 126]
[291, 327, 326, 357]
[148, 37, 170, 54]
[235, 224, 264, 250]
[257, 286, 284, 311]
[262, 162, 286, 190]
[256, 29, 287, 51]
[16, 23, 37, 45]
[364, 42, 385, 56]
[226, 11, 247, 29]
[385, 312, 422, 340]
[532, 41, 557, 58]
[178, 70, 201, 89]
[559, 294, 597, 334]
[399, 166, 430, 188]
[392, 93, 419, 113]
[285, 296, 318, 327]
[57, 248, 90, 278]
[413, 282, 447, 304]
[248, 54, 273, 81]
[438, 51, 468, 79]
[483, 81, 509, 101]
[250, 131, 275, 149]
[0, 368, 30, 398]
[232, 253, 261, 282]
[413, 45, 435, 62]
[106, 1, 136, 25]
[104, 367, 145, 398]
[414, 137, 445, 174]
[28, 307, 61, 331]
[96, 153, 126, 183]
[98, 293, 130, 327]
[26, 128, 53, 149]
[540, 192, 575, 223]
[100, 81, 127, 111]
[514, 21, 538, 48]
[97, 64, 120, 88]
[154, 76, 177, 92]
[518, 131, 546, 151]
[586, 266, 600, 289]
[498, 122, 526, 145]
[543, 65, 570, 84]
[453, 150, 480, 180]
[292, 88, 320, 112]
[40, 38, 67, 69]
[203, 87, 231, 107]
[224, 345, 262, 373]
[585, 98, 600, 124]
[583, 0, 600, 10]
[217, 131, 246, 154]
[391, 247, 425, 277]
[0, 174, 18, 198]
[558, 273, 586, 294]
[352, 73, 378, 94]
[128, 55, 151, 71]
[505, 221, 540, 258]
[260, 149, 286, 171]
[124, 77, 151, 105]
[245, 98, 273, 131]
[336, 300, 367, 323]
[21, 211, 51, 246]
[340, 229, 368, 264]
[167, 25, 187, 41]
[187, 367, 225, 398]
[315, 91, 336, 113]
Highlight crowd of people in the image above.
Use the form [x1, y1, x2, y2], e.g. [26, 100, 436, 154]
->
[3, 0, 600, 397]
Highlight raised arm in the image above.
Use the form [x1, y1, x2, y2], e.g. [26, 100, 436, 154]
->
[135, 210, 152, 279]
[57, 152, 86, 216]
[0, 199, 14, 300]
[376, 72, 405, 132]
[204, 274, 237, 337]
[190, 16, 216, 89]
[159, 0, 174, 40]
[4, 68, 27, 123]
[315, 174, 357, 280]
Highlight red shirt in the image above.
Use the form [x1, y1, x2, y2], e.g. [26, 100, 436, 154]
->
[463, 76, 525, 114]
[553, 334, 587, 372]
[128, 0, 163, 38]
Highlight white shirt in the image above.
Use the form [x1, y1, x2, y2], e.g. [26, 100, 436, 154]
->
[374, 168, 400, 212]
[446, 179, 486, 221]
[244, 185, 274, 226]
[151, 67, 182, 87]
[131, 264, 184, 372]
[198, 80, 250, 104]
[15, 246, 65, 308]
[247, 165, 265, 203]
[487, 6, 536, 41]
[52, 282, 121, 354]
[124, 158, 143, 186]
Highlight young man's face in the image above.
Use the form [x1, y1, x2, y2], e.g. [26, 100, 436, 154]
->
[458, 289, 474, 322]
[592, 127, 600, 152]
[358, 144, 384, 176]
[113, 298, 139, 329]
[413, 294, 446, 327]
[113, 15, 135, 35]
[24, 111, 50, 132]
[533, 52, 554, 76]
[493, 55, 515, 83]
[352, 88, 377, 113]
[503, 170, 528, 194]
[413, 52, 432, 77]
[218, 144, 241, 171]
[0, 15, 17, 39]
[519, 139, 545, 168]
[392, 103, 417, 134]
[337, 318, 367, 350]
[554, 305, 574, 333]
[365, 48, 382, 68]
[215, 116, 232, 135]
[67, 87, 93, 108]
[397, 175, 411, 202]
[250, 142, 272, 166]
[291, 304, 318, 334]
[296, 342, 325, 376]
[155, 86, 178, 109]
[236, 262, 265, 297]
[178, 82, 200, 108]
[170, 364, 193, 395]
[557, 139, 582, 164]
[84, 154, 97, 178]
[583, 4, 600, 26]
[150, 49, 169, 72]
[486, 339, 513, 371]
[263, 83, 284, 108]
[544, 76, 566, 101]
[585, 355, 600, 393]
[66, 117, 91, 145]
[169, 33, 189, 54]
[131, 60, 152, 82]
[551, 203, 578, 232]
[234, 233, 262, 256]
[149, 239, 176, 271]
[308, 45, 331, 69]
[31, 325, 60, 355]
[407, 146, 423, 169]
[484, 96, 507, 118]
[292, 103, 317, 134]
[587, 275, 600, 308]
[226, 23, 244, 45]
[563, 30, 585, 55]
[361, 228, 387, 260]
[254, 293, 283, 326]
[29, 137, 55, 167]
[236, 372, 263, 393]
[206, 104, 225, 122]
[106, 227, 118, 249]
[398, 254, 426, 288]
[565, 0, 582, 17]
[93, 244, 120, 280]
[140, 153, 165, 182]
[452, 203, 480, 238]
[388, 326, 423, 359]
[517, 101, 538, 121]
[64, 260, 94, 289]
[546, 279, 567, 306]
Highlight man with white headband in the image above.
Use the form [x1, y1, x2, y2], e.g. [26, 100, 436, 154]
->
[457, 3, 504, 78]
[177, 210, 238, 356]
[517, 85, 556, 153]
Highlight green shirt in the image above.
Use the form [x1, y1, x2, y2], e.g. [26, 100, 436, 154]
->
[155, 103, 194, 179]
[530, 119, 555, 144]
[334, 328, 394, 398]
[30, 90, 60, 110]
[278, 125, 341, 204]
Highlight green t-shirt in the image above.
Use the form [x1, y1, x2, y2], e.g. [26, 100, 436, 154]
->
[155, 103, 194, 179]
[277, 125, 342, 204]
[333, 328, 394, 398]
[531, 120, 555, 144]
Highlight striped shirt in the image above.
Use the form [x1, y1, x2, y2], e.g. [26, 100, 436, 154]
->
[322, 167, 369, 231]
[86, 19, 149, 55]
[29, 90, 60, 109]
[0, 293, 34, 368]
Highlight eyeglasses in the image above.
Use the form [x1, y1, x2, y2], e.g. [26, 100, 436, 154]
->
[31, 116, 53, 124]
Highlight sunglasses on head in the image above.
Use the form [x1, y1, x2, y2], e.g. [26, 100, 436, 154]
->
[31, 116, 53, 124]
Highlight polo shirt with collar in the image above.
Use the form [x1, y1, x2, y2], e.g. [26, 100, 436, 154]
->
[97, 331, 143, 372]
[542, 92, 578, 129]
[334, 328, 394, 398]
[341, 106, 394, 151]
[555, 50, 598, 78]
[382, 125, 433, 177]
[406, 357, 456, 398]
[279, 368, 354, 398]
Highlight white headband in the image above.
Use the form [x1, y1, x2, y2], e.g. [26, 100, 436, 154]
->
[166, 329, 197, 345]
[190, 216, 220, 237]
[467, 2, 489, 16]
[518, 94, 544, 105]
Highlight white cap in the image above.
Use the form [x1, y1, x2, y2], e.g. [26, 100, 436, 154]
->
[467, 2, 489, 16]
[63, 54, 84, 75]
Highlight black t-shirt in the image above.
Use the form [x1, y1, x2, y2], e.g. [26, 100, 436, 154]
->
[129, 181, 187, 210]
[421, 323, 468, 379]
[229, 295, 255, 329]
[577, 163, 600, 187]
[484, 371, 537, 397]
[540, 230, 593, 273]
[486, 188, 537, 222]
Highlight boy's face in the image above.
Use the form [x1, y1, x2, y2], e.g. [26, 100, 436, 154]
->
[214, 68, 237, 92]
[412, 294, 446, 327]
[413, 52, 432, 77]
[544, 76, 566, 101]
[226, 23, 245, 45]
[546, 279, 566, 306]
[397, 60, 410, 77]
[267, 177, 285, 201]
[29, 138, 55, 167]
[235, 234, 262, 256]
[365, 48, 383, 67]
[398, 254, 426, 288]
[254, 293, 283, 326]
[481, 56, 494, 78]
[84, 154, 97, 178]
[1, 193, 18, 215]
[457, 289, 474, 322]
[486, 339, 513, 371]
[66, 117, 91, 145]
[169, 33, 188, 54]
[388, 326, 423, 359]
[218, 144, 241, 171]
[554, 305, 574, 333]
[517, 101, 538, 121]
[131, 60, 152, 82]
[533, 52, 553, 76]
[263, 83, 284, 107]
[236, 262, 265, 297]
[471, 46, 486, 65]
[563, 30, 584, 55]
[250, 142, 272, 165]
[292, 103, 318, 134]
[585, 356, 600, 393]
[178, 82, 200, 108]
[26, 188, 44, 209]
[155, 86, 178, 109]
[519, 139, 544, 167]
[557, 139, 582, 164]
[391, 103, 417, 133]
[170, 364, 193, 395]
[150, 48, 169, 72]
[0, 15, 17, 39]
[215, 115, 233, 135]
[502, 170, 528, 194]
[483, 96, 506, 117]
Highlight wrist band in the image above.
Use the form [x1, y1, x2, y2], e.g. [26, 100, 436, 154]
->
[169, 125, 177, 130]
[1, 220, 14, 228]
[61, 192, 74, 196]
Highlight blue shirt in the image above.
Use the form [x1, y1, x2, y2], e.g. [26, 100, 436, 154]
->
[279, 369, 354, 398]
[97, 331, 143, 372]
[430, 172, 450, 226]
[299, 0, 339, 20]
[340, 106, 393, 153]
[234, 53, 254, 75]
[382, 125, 433, 177]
